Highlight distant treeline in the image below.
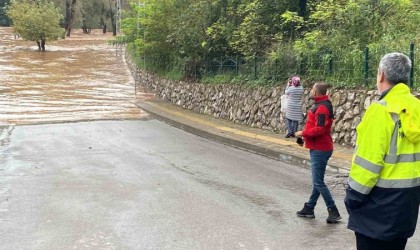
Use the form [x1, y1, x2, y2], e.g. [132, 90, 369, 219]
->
[0, 0, 130, 34]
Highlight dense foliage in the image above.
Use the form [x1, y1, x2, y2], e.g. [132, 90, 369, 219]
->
[120, 0, 420, 87]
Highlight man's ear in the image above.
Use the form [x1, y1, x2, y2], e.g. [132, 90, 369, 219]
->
[378, 71, 385, 83]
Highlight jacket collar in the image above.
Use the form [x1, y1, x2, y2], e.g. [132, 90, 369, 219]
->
[314, 95, 329, 103]
[379, 83, 409, 100]
[379, 84, 395, 100]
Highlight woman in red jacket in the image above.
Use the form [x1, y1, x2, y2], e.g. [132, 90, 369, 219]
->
[294, 82, 342, 223]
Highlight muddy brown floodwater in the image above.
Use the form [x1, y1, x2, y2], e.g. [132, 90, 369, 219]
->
[0, 27, 151, 125]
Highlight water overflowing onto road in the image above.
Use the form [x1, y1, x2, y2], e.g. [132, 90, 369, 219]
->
[0, 27, 150, 125]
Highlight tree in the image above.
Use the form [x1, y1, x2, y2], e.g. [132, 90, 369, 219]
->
[64, 0, 77, 36]
[79, 0, 103, 34]
[229, 1, 272, 58]
[7, 0, 65, 51]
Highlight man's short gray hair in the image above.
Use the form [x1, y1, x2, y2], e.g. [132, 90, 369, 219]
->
[378, 52, 412, 85]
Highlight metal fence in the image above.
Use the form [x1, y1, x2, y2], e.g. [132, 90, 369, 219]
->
[198, 43, 418, 88]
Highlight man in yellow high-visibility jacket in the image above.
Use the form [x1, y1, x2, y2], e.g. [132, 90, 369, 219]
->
[345, 52, 420, 250]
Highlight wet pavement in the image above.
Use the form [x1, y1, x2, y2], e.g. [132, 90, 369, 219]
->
[0, 27, 150, 125]
[0, 120, 355, 249]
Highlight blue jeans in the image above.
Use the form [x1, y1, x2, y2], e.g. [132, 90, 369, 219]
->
[306, 150, 336, 209]
[286, 119, 299, 135]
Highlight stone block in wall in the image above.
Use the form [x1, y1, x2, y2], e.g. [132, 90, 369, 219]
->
[345, 101, 352, 110]
[332, 132, 338, 142]
[347, 92, 356, 102]
[270, 118, 279, 128]
[245, 111, 250, 119]
[236, 109, 242, 119]
[331, 92, 341, 107]
[353, 105, 360, 115]
[344, 132, 352, 144]
[271, 88, 278, 98]
[343, 121, 351, 131]
[364, 96, 372, 109]
[263, 106, 270, 116]
[352, 116, 361, 129]
[335, 106, 345, 120]
[251, 104, 258, 115]
[334, 120, 343, 131]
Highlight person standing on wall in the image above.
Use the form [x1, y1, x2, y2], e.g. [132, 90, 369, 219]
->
[294, 82, 342, 223]
[285, 76, 304, 138]
[345, 52, 420, 250]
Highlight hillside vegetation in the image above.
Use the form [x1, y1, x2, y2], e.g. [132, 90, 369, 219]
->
[121, 0, 420, 87]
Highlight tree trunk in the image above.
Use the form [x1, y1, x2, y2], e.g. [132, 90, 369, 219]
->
[112, 22, 117, 36]
[81, 12, 88, 34]
[110, 10, 116, 36]
[109, 0, 116, 36]
[100, 3, 107, 34]
[65, 0, 77, 37]
[36, 40, 45, 51]
[41, 39, 46, 51]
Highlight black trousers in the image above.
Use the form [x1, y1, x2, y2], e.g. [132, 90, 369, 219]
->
[355, 232, 408, 250]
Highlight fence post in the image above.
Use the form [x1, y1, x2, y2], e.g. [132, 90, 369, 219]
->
[409, 42, 414, 88]
[205, 60, 208, 77]
[254, 56, 257, 79]
[328, 49, 333, 75]
[364, 47, 369, 87]
[236, 56, 239, 76]
[221, 56, 224, 74]
[194, 63, 198, 80]
[299, 53, 305, 76]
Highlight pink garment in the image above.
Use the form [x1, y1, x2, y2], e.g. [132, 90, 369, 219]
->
[288, 76, 301, 87]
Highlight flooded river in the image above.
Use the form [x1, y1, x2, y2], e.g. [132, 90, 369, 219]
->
[0, 27, 149, 125]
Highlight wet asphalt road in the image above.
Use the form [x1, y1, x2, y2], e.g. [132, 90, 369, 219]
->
[0, 120, 358, 250]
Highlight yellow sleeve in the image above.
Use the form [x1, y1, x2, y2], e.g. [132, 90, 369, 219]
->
[348, 104, 392, 194]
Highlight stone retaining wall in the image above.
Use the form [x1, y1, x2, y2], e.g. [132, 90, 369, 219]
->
[126, 55, 419, 147]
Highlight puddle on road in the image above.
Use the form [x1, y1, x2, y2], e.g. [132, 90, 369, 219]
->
[0, 27, 153, 125]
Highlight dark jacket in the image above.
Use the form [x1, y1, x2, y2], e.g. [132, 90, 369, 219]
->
[302, 95, 334, 151]
[346, 186, 420, 240]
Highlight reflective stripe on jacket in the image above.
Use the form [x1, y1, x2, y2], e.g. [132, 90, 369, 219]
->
[345, 83, 420, 241]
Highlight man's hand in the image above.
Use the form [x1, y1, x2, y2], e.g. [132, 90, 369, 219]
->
[294, 131, 302, 137]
